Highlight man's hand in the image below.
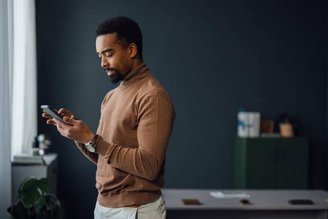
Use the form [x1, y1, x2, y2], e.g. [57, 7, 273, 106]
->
[42, 108, 74, 126]
[42, 108, 95, 144]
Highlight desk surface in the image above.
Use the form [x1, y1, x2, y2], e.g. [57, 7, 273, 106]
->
[12, 153, 57, 165]
[162, 189, 328, 211]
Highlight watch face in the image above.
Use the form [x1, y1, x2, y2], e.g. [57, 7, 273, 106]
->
[85, 134, 99, 153]
[85, 144, 96, 152]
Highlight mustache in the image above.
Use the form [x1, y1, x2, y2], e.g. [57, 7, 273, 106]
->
[104, 68, 116, 72]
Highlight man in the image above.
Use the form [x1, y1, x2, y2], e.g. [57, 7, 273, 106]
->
[42, 16, 175, 218]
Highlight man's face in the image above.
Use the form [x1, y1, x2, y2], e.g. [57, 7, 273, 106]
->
[96, 33, 133, 84]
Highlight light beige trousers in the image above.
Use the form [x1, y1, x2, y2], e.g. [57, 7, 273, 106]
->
[94, 196, 166, 219]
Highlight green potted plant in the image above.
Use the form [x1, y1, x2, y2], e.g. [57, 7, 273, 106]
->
[7, 177, 64, 219]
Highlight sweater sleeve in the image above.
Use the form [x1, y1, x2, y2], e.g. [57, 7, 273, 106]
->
[96, 90, 175, 181]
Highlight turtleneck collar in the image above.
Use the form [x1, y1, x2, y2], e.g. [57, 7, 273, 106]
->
[120, 63, 149, 87]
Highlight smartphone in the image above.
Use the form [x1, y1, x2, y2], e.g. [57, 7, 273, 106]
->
[41, 105, 68, 124]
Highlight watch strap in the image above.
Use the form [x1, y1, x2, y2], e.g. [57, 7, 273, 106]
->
[89, 134, 99, 144]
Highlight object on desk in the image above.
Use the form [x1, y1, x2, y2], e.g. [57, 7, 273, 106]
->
[37, 134, 52, 155]
[260, 119, 274, 134]
[280, 123, 294, 137]
[288, 199, 314, 205]
[32, 137, 40, 156]
[182, 198, 201, 205]
[279, 113, 294, 137]
[210, 191, 250, 199]
[237, 111, 261, 138]
[238, 111, 248, 137]
[240, 199, 253, 205]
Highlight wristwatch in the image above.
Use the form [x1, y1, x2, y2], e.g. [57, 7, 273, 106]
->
[84, 134, 99, 153]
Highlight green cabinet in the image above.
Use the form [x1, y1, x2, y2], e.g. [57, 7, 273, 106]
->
[234, 137, 308, 189]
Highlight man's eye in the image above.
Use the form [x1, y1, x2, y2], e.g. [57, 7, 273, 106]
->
[104, 51, 113, 57]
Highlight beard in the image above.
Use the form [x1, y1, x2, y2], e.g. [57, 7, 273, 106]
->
[106, 68, 124, 84]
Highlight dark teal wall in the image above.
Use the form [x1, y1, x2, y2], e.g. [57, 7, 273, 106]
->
[36, 0, 327, 218]
[325, 0, 328, 191]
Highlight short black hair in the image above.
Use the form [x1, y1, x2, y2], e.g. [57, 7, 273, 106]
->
[96, 16, 143, 60]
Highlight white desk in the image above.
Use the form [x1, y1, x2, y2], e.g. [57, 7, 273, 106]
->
[162, 189, 328, 219]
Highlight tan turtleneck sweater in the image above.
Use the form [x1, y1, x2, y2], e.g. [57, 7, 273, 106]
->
[75, 63, 175, 208]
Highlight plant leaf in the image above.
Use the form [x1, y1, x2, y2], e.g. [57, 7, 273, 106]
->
[12, 177, 60, 217]
[20, 189, 42, 208]
[37, 178, 50, 194]
[17, 177, 37, 196]
[17, 177, 45, 209]
[34, 195, 46, 213]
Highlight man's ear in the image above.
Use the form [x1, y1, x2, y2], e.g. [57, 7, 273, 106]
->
[129, 43, 138, 58]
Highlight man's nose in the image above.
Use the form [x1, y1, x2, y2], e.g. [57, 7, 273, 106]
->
[101, 57, 109, 68]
